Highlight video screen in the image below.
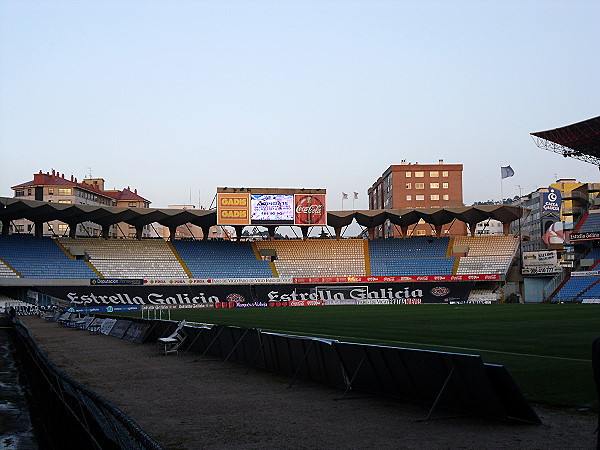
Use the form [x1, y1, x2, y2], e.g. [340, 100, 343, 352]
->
[250, 194, 295, 224]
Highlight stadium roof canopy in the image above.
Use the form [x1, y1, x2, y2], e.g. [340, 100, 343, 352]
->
[531, 115, 600, 165]
[0, 196, 525, 238]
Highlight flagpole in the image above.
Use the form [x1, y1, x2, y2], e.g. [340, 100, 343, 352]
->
[501, 174, 504, 205]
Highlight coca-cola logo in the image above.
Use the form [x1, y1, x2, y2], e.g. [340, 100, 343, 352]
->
[295, 195, 325, 225]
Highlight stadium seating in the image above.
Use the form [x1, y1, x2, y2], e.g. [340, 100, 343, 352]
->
[453, 235, 518, 275]
[171, 240, 273, 278]
[467, 289, 499, 303]
[59, 237, 188, 279]
[552, 276, 598, 302]
[368, 237, 455, 276]
[254, 239, 366, 278]
[0, 235, 96, 278]
[574, 212, 600, 233]
[0, 260, 19, 278]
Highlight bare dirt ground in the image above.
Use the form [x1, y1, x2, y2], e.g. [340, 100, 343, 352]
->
[17, 316, 598, 449]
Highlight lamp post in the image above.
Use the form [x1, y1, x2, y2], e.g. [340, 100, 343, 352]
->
[515, 185, 524, 303]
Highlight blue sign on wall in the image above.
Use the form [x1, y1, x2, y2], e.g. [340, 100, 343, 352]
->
[542, 188, 562, 212]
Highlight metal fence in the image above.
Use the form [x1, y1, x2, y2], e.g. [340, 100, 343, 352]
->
[7, 310, 163, 450]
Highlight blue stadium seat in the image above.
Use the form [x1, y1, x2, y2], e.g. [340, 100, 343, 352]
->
[171, 240, 273, 278]
[0, 235, 96, 278]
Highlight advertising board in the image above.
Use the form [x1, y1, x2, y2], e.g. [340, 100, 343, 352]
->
[522, 251, 561, 275]
[217, 188, 327, 226]
[251, 194, 295, 224]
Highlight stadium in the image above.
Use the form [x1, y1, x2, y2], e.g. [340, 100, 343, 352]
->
[2, 116, 600, 448]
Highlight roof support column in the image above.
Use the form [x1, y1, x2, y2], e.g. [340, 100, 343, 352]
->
[266, 226, 276, 241]
[34, 221, 44, 238]
[168, 225, 178, 241]
[435, 224, 443, 238]
[135, 226, 143, 240]
[503, 222, 511, 236]
[368, 227, 375, 240]
[334, 227, 342, 240]
[101, 224, 111, 239]
[401, 225, 408, 239]
[68, 223, 77, 239]
[2, 220, 9, 235]
[468, 222, 477, 237]
[234, 225, 244, 241]
[201, 225, 211, 240]
[300, 227, 309, 240]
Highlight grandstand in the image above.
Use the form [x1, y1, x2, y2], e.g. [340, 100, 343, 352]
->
[0, 235, 96, 279]
[172, 240, 274, 278]
[255, 238, 366, 278]
[59, 237, 189, 279]
[453, 235, 518, 275]
[368, 237, 455, 276]
[0, 233, 519, 285]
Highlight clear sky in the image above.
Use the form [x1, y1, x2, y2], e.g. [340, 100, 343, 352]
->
[1, 0, 599, 211]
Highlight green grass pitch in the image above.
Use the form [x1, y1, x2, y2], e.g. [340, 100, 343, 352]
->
[145, 303, 600, 409]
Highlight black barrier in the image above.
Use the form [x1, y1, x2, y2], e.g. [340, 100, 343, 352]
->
[123, 322, 151, 343]
[592, 337, 600, 450]
[7, 314, 163, 450]
[35, 312, 541, 425]
[109, 319, 132, 339]
[180, 322, 540, 424]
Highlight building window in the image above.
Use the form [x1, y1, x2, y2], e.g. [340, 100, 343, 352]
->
[406, 195, 412, 201]
[416, 230, 426, 236]
[443, 194, 449, 200]
[58, 188, 72, 195]
[57, 224, 69, 232]
[443, 183, 449, 188]
[415, 183, 425, 189]
[58, 200, 72, 204]
[415, 171, 424, 178]
[430, 183, 439, 189]
[406, 183, 411, 189]
[431, 194, 439, 200]
[442, 171, 449, 177]
[15, 190, 24, 197]
[129, 202, 137, 207]
[430, 171, 439, 177]
[405, 171, 412, 178]
[15, 224, 25, 232]
[27, 189, 32, 196]
[416, 195, 425, 201]
[48, 188, 54, 195]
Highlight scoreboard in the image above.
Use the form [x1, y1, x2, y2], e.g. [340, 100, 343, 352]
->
[217, 188, 326, 226]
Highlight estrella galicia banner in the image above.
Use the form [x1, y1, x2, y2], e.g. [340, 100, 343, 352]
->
[542, 187, 562, 213]
[36, 282, 474, 307]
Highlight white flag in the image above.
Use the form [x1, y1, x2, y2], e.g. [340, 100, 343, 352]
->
[342, 192, 348, 200]
[353, 192, 359, 200]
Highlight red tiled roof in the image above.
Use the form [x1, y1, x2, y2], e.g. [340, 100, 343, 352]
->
[11, 171, 150, 204]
